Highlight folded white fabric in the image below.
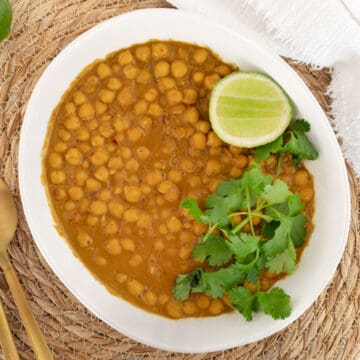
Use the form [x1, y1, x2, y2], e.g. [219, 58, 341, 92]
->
[169, 0, 360, 177]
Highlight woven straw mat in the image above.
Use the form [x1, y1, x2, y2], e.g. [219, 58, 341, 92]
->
[0, 0, 359, 359]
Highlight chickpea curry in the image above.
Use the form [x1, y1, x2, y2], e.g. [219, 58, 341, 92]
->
[42, 41, 315, 319]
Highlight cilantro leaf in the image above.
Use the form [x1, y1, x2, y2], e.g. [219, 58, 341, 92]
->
[289, 119, 311, 132]
[261, 220, 280, 239]
[262, 221, 290, 258]
[172, 269, 203, 301]
[257, 287, 291, 319]
[287, 193, 304, 216]
[0, 0, 12, 42]
[246, 255, 266, 284]
[229, 286, 257, 321]
[216, 179, 242, 197]
[227, 233, 260, 263]
[181, 198, 208, 224]
[289, 214, 308, 247]
[261, 179, 291, 204]
[254, 136, 283, 162]
[197, 265, 246, 298]
[266, 240, 296, 274]
[192, 234, 232, 266]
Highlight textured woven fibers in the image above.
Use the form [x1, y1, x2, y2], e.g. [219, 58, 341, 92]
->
[0, 0, 359, 359]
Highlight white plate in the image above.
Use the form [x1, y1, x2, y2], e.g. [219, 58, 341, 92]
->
[18, 8, 350, 353]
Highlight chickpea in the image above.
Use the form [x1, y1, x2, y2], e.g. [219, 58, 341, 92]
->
[86, 118, 98, 130]
[230, 167, 242, 178]
[158, 294, 169, 305]
[144, 88, 158, 102]
[98, 88, 115, 104]
[194, 121, 211, 134]
[78, 102, 95, 120]
[154, 240, 165, 251]
[63, 115, 81, 131]
[107, 77, 122, 90]
[143, 291, 157, 306]
[65, 102, 76, 115]
[197, 295, 210, 309]
[294, 170, 309, 187]
[127, 127, 143, 142]
[179, 246, 192, 260]
[134, 146, 149, 161]
[129, 254, 143, 267]
[54, 188, 66, 200]
[124, 185, 141, 203]
[123, 64, 139, 79]
[152, 42, 169, 59]
[214, 64, 231, 76]
[86, 215, 98, 226]
[50, 170, 65, 184]
[205, 159, 222, 175]
[146, 169, 163, 186]
[209, 300, 225, 315]
[192, 222, 207, 236]
[127, 279, 144, 298]
[279, 173, 293, 187]
[118, 49, 133, 65]
[118, 87, 135, 108]
[204, 74, 221, 90]
[167, 216, 182, 233]
[100, 189, 112, 202]
[157, 180, 173, 194]
[94, 256, 107, 266]
[171, 126, 186, 140]
[125, 159, 139, 172]
[182, 107, 199, 124]
[105, 238, 122, 255]
[162, 139, 176, 154]
[108, 200, 124, 219]
[139, 116, 153, 130]
[116, 273, 127, 284]
[192, 71, 204, 84]
[154, 61, 170, 78]
[68, 186, 84, 201]
[171, 60, 188, 78]
[260, 278, 271, 292]
[123, 208, 139, 222]
[252, 215, 262, 226]
[136, 69, 152, 84]
[166, 88, 183, 106]
[75, 126, 90, 142]
[96, 63, 111, 79]
[64, 200, 75, 211]
[167, 169, 182, 183]
[120, 146, 131, 159]
[193, 48, 208, 63]
[85, 177, 101, 191]
[181, 158, 196, 173]
[244, 279, 257, 293]
[94, 166, 109, 182]
[91, 135, 104, 147]
[58, 128, 71, 141]
[233, 154, 248, 169]
[54, 142, 67, 153]
[207, 131, 222, 147]
[140, 184, 151, 195]
[48, 153, 63, 169]
[121, 237, 135, 252]
[65, 148, 82, 165]
[90, 200, 107, 216]
[190, 132, 206, 150]
[265, 154, 277, 169]
[158, 77, 176, 91]
[113, 115, 130, 132]
[73, 91, 87, 105]
[299, 187, 314, 202]
[164, 185, 180, 203]
[90, 148, 109, 166]
[183, 301, 197, 315]
[148, 103, 163, 117]
[135, 45, 150, 62]
[133, 100, 148, 116]
[77, 232, 92, 247]
[166, 301, 182, 319]
[169, 104, 185, 115]
[182, 88, 198, 104]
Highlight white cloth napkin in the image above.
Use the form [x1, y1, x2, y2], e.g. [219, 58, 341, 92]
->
[169, 0, 360, 177]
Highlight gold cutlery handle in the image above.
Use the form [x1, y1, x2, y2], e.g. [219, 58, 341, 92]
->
[2, 258, 53, 359]
[0, 299, 19, 360]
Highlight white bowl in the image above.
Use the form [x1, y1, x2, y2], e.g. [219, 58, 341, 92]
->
[18, 8, 350, 353]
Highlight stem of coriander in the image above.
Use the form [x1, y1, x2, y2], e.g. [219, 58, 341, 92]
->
[245, 188, 255, 236]
[202, 223, 218, 242]
[231, 217, 249, 234]
[275, 153, 284, 178]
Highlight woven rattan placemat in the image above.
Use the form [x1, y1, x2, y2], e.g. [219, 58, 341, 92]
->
[0, 0, 359, 359]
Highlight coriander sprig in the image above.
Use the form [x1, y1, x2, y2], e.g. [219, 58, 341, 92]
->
[173, 166, 309, 321]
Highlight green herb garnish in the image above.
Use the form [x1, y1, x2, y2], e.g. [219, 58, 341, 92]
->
[173, 166, 309, 321]
[0, 0, 12, 42]
[254, 119, 318, 167]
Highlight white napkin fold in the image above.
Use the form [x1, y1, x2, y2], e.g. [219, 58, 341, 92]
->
[169, 0, 360, 177]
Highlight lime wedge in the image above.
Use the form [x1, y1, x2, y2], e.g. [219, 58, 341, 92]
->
[209, 72, 294, 148]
